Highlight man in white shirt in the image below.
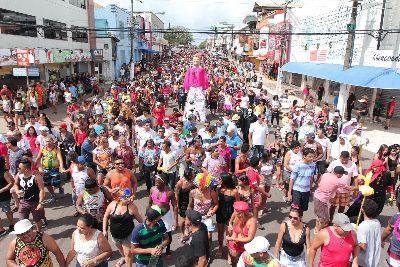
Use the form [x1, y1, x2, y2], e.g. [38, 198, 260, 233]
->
[158, 140, 179, 189]
[169, 131, 187, 179]
[162, 118, 175, 137]
[136, 120, 156, 151]
[198, 121, 211, 140]
[249, 113, 269, 158]
[24, 115, 41, 134]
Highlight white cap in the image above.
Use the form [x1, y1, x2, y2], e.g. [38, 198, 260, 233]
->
[10, 219, 34, 235]
[39, 126, 49, 132]
[244, 236, 271, 254]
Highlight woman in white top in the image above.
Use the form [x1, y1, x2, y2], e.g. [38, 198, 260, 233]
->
[27, 87, 38, 117]
[13, 95, 26, 127]
[283, 141, 302, 201]
[66, 213, 112, 267]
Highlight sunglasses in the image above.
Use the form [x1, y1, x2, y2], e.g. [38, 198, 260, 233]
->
[289, 215, 299, 220]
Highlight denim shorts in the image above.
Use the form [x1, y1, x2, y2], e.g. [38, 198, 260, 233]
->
[0, 200, 11, 213]
[112, 232, 132, 246]
[43, 169, 61, 187]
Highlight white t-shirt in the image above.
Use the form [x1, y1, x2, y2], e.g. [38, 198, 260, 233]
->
[315, 136, 331, 161]
[271, 100, 281, 109]
[240, 96, 249, 109]
[357, 219, 381, 267]
[249, 121, 269, 146]
[137, 129, 156, 148]
[64, 91, 72, 103]
[170, 138, 186, 158]
[160, 150, 178, 173]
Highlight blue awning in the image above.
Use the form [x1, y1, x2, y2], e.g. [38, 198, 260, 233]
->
[281, 62, 400, 90]
[138, 48, 159, 54]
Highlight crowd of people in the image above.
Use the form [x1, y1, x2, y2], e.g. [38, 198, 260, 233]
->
[0, 48, 399, 267]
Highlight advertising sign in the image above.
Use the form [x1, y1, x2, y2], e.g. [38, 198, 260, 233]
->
[13, 67, 40, 77]
[16, 48, 35, 67]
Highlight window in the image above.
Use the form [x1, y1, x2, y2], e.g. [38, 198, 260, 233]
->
[43, 19, 67, 40]
[104, 43, 109, 49]
[72, 26, 88, 42]
[69, 0, 86, 9]
[119, 21, 125, 40]
[0, 8, 37, 37]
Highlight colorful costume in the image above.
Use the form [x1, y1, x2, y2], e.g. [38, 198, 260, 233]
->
[183, 66, 209, 122]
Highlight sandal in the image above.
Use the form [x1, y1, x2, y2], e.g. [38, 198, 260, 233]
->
[115, 257, 125, 267]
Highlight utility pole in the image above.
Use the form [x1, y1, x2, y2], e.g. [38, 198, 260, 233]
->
[130, 0, 135, 80]
[343, 0, 359, 70]
[377, 0, 387, 50]
[276, 0, 292, 92]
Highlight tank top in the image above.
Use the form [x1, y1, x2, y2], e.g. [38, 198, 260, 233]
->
[304, 141, 318, 154]
[74, 229, 101, 264]
[285, 151, 302, 172]
[151, 190, 169, 206]
[18, 174, 39, 202]
[72, 168, 89, 195]
[41, 147, 60, 170]
[319, 227, 354, 267]
[15, 231, 53, 267]
[0, 172, 11, 202]
[260, 162, 274, 177]
[109, 203, 135, 239]
[178, 183, 194, 212]
[281, 222, 307, 257]
[75, 130, 87, 146]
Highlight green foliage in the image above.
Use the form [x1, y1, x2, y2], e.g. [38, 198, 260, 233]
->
[164, 26, 194, 47]
[198, 40, 208, 49]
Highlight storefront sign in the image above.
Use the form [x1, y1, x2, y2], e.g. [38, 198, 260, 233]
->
[363, 50, 399, 68]
[13, 67, 40, 77]
[91, 49, 103, 61]
[47, 50, 91, 63]
[16, 48, 35, 67]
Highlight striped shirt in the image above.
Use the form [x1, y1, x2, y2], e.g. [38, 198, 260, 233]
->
[131, 220, 167, 265]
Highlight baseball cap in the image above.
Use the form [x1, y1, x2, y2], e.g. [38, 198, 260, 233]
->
[146, 206, 162, 221]
[59, 122, 67, 129]
[185, 210, 202, 225]
[77, 156, 86, 164]
[334, 166, 348, 175]
[39, 126, 49, 132]
[332, 213, 353, 231]
[244, 236, 271, 254]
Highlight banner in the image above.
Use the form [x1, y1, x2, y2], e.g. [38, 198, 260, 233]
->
[16, 48, 35, 67]
[47, 50, 91, 63]
[0, 49, 17, 66]
[91, 49, 104, 61]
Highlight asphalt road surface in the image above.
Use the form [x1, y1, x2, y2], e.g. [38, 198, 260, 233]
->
[0, 98, 395, 267]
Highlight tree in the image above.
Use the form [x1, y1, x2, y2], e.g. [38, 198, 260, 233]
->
[164, 26, 194, 47]
[198, 40, 208, 49]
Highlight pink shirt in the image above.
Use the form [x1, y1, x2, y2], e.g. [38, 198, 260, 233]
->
[183, 67, 209, 91]
[314, 173, 347, 203]
[327, 159, 358, 193]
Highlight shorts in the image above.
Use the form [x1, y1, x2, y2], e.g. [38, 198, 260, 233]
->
[112, 232, 132, 246]
[19, 200, 44, 222]
[97, 168, 108, 175]
[209, 101, 218, 110]
[161, 209, 174, 232]
[292, 190, 310, 211]
[43, 169, 61, 187]
[330, 192, 350, 207]
[253, 193, 261, 209]
[279, 250, 306, 267]
[201, 217, 215, 232]
[0, 200, 11, 213]
[316, 161, 326, 175]
[314, 198, 329, 225]
[16, 110, 24, 116]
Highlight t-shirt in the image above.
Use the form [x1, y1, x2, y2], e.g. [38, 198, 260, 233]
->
[160, 150, 178, 173]
[139, 148, 159, 167]
[357, 218, 381, 267]
[249, 122, 269, 146]
[81, 139, 94, 163]
[327, 160, 358, 193]
[247, 167, 261, 192]
[202, 156, 225, 178]
[131, 220, 167, 265]
[226, 134, 242, 160]
[188, 223, 210, 262]
[314, 173, 347, 203]
[291, 162, 316, 192]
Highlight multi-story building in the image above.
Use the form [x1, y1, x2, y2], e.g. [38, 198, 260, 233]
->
[279, 0, 400, 117]
[0, 0, 96, 86]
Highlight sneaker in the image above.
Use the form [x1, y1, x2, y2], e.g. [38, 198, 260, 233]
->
[8, 225, 14, 232]
[49, 195, 56, 204]
[42, 219, 48, 228]
[59, 187, 64, 195]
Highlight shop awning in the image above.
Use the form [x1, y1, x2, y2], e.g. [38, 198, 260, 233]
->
[281, 62, 400, 90]
[138, 48, 159, 53]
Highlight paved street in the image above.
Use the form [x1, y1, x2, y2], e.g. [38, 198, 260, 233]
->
[0, 97, 396, 266]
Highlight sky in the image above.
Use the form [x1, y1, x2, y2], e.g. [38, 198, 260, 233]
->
[94, 0, 256, 43]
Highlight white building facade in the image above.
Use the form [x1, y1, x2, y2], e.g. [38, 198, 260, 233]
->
[0, 0, 96, 85]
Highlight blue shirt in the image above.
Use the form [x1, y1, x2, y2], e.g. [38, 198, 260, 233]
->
[226, 134, 242, 159]
[81, 139, 94, 163]
[291, 161, 316, 192]
[69, 86, 77, 98]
